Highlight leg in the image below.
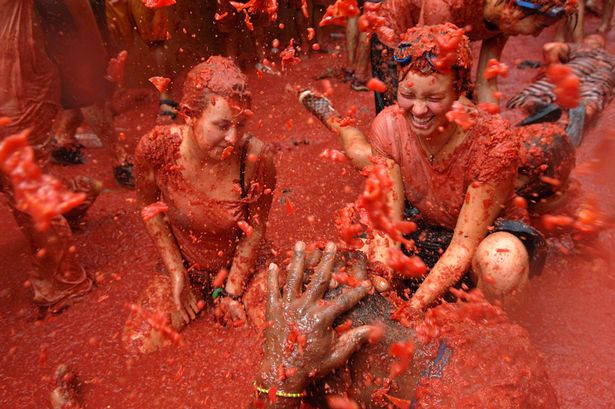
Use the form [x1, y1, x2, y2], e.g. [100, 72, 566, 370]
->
[472, 232, 529, 299]
[3, 188, 92, 312]
[346, 16, 359, 69]
[0, 143, 92, 312]
[572, 1, 585, 43]
[599, 0, 615, 34]
[51, 109, 85, 165]
[370, 35, 397, 114]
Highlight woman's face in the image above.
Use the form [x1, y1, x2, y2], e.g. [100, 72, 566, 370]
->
[397, 71, 457, 140]
[191, 95, 248, 160]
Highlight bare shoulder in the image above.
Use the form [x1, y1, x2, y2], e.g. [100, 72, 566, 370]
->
[135, 124, 187, 165]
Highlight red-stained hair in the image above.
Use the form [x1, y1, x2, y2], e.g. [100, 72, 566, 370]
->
[180, 56, 251, 118]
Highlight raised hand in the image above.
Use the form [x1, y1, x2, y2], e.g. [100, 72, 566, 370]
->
[254, 241, 378, 406]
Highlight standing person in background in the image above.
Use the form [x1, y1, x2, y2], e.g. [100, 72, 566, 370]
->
[0, 0, 99, 313]
[105, 0, 175, 121]
[35, 0, 134, 186]
[370, 0, 574, 113]
[345, 1, 377, 91]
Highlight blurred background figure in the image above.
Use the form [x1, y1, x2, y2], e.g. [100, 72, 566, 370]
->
[0, 0, 100, 313]
[35, 0, 134, 186]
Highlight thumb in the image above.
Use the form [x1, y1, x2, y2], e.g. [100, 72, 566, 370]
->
[323, 325, 379, 374]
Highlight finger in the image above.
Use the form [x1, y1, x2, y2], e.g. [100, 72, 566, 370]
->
[284, 241, 306, 303]
[348, 251, 368, 281]
[190, 297, 199, 315]
[185, 304, 196, 321]
[304, 242, 336, 304]
[305, 248, 322, 270]
[266, 263, 281, 314]
[321, 283, 370, 324]
[180, 308, 190, 324]
[324, 325, 376, 372]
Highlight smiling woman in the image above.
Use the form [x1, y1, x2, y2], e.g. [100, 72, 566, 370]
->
[127, 57, 277, 348]
[300, 23, 574, 313]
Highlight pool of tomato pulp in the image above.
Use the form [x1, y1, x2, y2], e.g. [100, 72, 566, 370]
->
[1, 19, 614, 408]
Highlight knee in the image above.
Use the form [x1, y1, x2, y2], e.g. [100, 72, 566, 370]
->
[472, 232, 529, 298]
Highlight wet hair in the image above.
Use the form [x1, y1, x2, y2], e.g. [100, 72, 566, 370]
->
[516, 123, 575, 201]
[394, 24, 472, 95]
[180, 56, 251, 118]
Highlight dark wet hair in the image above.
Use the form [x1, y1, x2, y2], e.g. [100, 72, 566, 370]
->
[394, 24, 472, 95]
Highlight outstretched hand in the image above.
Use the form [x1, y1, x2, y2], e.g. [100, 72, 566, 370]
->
[255, 241, 379, 403]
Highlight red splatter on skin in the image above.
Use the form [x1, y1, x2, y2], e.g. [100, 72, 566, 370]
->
[220, 146, 234, 160]
[326, 395, 360, 409]
[335, 319, 353, 334]
[445, 101, 476, 130]
[105, 50, 128, 87]
[319, 148, 348, 163]
[332, 271, 362, 287]
[386, 248, 427, 278]
[237, 220, 254, 237]
[141, 201, 169, 222]
[366, 78, 387, 93]
[0, 130, 85, 231]
[388, 340, 415, 378]
[142, 0, 175, 8]
[358, 2, 385, 35]
[148, 76, 171, 94]
[356, 158, 414, 246]
[319, 0, 360, 27]
[483, 58, 509, 80]
[546, 64, 580, 109]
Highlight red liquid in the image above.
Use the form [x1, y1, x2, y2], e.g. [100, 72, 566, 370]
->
[0, 18, 614, 408]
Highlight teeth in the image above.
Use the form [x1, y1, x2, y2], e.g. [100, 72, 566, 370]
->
[412, 115, 433, 125]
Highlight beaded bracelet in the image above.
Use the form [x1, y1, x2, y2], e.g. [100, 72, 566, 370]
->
[211, 287, 225, 300]
[253, 381, 306, 398]
[211, 287, 241, 300]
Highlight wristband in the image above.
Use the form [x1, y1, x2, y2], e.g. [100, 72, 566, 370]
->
[253, 381, 306, 398]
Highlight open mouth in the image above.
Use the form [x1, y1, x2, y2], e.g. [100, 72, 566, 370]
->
[410, 114, 435, 130]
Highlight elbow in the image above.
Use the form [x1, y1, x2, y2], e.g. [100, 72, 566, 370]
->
[348, 144, 373, 170]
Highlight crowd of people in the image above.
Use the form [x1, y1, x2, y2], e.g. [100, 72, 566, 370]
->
[0, 0, 613, 407]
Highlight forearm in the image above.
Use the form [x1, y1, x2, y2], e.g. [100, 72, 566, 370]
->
[226, 227, 264, 296]
[143, 215, 185, 279]
[411, 242, 472, 309]
[476, 35, 507, 104]
[326, 119, 373, 170]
